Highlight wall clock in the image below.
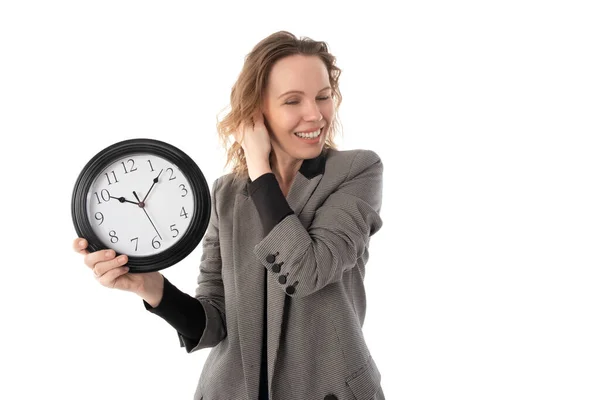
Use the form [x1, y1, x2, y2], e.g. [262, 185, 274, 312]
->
[71, 138, 211, 272]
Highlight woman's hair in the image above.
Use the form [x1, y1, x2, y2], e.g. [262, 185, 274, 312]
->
[216, 31, 343, 181]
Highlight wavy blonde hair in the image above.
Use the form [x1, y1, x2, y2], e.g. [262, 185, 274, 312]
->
[216, 31, 343, 182]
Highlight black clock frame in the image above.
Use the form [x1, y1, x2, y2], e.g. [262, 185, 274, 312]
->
[71, 138, 211, 273]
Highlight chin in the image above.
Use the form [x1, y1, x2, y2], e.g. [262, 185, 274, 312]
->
[298, 145, 324, 159]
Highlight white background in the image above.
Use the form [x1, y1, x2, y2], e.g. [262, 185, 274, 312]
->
[1, 1, 599, 399]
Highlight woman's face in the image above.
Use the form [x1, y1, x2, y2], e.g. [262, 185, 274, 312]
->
[262, 54, 334, 162]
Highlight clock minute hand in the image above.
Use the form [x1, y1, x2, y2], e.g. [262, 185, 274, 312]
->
[133, 190, 163, 240]
[142, 169, 164, 204]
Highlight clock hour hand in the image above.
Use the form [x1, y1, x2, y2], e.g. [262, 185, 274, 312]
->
[142, 169, 164, 204]
[109, 196, 138, 205]
[133, 190, 142, 203]
[133, 190, 163, 240]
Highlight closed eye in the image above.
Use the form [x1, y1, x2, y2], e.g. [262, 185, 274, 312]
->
[285, 96, 330, 105]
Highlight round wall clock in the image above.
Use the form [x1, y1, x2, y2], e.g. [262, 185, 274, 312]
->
[71, 138, 211, 272]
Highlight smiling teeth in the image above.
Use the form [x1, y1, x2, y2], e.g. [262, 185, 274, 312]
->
[294, 129, 321, 138]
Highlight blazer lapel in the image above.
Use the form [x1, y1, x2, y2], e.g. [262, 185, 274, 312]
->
[267, 171, 324, 392]
[233, 149, 327, 397]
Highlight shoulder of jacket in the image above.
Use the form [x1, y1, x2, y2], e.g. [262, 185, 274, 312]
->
[212, 172, 246, 195]
[327, 148, 380, 161]
[328, 148, 382, 172]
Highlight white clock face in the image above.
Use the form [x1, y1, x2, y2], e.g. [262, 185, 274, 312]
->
[86, 153, 195, 256]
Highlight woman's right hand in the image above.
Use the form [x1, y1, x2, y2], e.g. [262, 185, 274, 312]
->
[73, 237, 163, 304]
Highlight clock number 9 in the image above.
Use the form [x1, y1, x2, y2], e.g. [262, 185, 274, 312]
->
[94, 212, 104, 225]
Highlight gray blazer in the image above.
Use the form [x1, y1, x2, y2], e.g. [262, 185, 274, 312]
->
[183, 148, 385, 400]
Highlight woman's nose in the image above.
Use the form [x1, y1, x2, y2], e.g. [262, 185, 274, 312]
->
[304, 102, 323, 122]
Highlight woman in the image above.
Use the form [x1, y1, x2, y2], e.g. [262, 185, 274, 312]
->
[73, 31, 385, 400]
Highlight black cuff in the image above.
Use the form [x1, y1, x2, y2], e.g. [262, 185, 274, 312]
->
[143, 277, 206, 344]
[249, 173, 294, 234]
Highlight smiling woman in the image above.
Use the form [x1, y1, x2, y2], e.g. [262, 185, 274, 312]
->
[216, 31, 344, 184]
[262, 55, 333, 153]
[73, 30, 386, 400]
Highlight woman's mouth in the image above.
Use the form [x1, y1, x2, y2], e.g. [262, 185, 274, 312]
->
[294, 128, 322, 142]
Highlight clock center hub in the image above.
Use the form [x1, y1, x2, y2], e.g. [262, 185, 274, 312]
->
[138, 201, 145, 208]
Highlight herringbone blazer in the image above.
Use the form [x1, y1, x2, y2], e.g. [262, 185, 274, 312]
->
[182, 148, 385, 400]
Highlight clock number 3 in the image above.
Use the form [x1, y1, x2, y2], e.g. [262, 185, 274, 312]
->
[180, 184, 188, 197]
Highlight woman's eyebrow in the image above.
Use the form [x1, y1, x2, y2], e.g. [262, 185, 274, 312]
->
[278, 86, 331, 99]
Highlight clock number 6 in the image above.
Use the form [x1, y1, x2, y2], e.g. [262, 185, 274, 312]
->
[152, 236, 161, 249]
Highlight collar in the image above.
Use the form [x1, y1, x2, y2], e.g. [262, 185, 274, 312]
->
[243, 148, 328, 193]
[298, 147, 328, 179]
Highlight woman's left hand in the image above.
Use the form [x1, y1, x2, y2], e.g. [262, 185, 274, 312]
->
[234, 109, 273, 180]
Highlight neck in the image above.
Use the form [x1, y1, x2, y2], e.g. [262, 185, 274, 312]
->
[269, 149, 303, 188]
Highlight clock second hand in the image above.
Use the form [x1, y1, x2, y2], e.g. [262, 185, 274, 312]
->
[133, 190, 163, 240]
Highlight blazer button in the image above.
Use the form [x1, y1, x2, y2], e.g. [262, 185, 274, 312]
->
[272, 262, 282, 273]
[324, 395, 337, 400]
[285, 285, 295, 295]
[278, 274, 287, 284]
[266, 252, 279, 263]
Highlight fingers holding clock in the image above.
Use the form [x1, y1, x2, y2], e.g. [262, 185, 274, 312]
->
[73, 240, 138, 291]
[95, 258, 130, 289]
[74, 238, 128, 281]
[95, 252, 128, 276]
[82, 248, 128, 276]
[73, 238, 89, 255]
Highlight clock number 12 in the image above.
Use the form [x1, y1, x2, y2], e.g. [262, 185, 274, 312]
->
[121, 159, 138, 174]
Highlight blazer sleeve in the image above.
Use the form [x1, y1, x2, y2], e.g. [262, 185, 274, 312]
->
[253, 149, 384, 299]
[178, 176, 227, 352]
